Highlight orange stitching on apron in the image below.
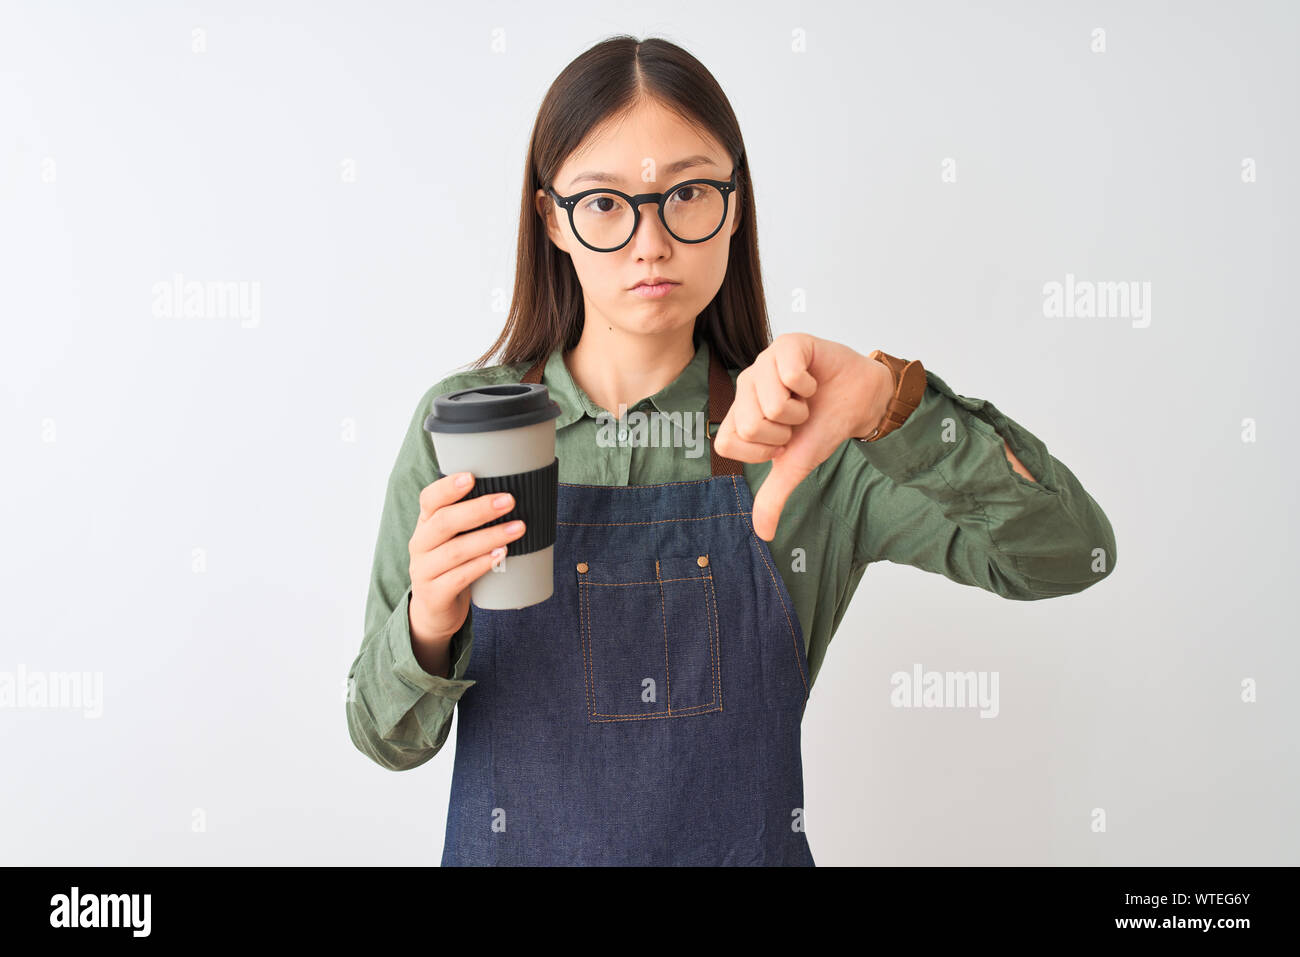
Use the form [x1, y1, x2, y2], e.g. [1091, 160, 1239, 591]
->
[656, 558, 671, 712]
[729, 475, 809, 698]
[700, 554, 723, 713]
[579, 577, 592, 716]
[582, 576, 712, 586]
[585, 704, 720, 722]
[581, 568, 720, 721]
[557, 478, 717, 489]
[559, 511, 748, 527]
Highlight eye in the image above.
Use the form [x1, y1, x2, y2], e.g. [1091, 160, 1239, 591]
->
[580, 193, 625, 215]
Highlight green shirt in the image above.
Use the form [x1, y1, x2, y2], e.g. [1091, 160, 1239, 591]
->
[347, 337, 1117, 771]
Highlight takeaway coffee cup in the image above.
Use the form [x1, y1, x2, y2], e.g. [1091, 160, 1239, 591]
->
[423, 381, 561, 609]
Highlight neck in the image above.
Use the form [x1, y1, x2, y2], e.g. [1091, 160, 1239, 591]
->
[565, 318, 698, 416]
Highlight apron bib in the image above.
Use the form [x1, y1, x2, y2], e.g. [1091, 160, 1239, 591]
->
[440, 349, 815, 866]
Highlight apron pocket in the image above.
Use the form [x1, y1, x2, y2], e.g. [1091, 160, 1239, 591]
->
[576, 552, 721, 722]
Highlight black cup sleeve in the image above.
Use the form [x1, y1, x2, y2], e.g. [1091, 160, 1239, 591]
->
[434, 457, 558, 557]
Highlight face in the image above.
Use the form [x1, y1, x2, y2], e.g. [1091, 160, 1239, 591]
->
[535, 98, 742, 342]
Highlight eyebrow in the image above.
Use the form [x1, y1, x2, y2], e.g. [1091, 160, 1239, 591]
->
[567, 155, 720, 190]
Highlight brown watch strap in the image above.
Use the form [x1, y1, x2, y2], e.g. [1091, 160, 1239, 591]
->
[862, 349, 927, 441]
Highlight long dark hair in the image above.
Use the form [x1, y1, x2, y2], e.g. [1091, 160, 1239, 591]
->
[469, 35, 771, 373]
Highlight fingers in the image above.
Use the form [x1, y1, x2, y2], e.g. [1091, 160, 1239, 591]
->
[426, 548, 515, 600]
[411, 518, 527, 588]
[753, 368, 811, 427]
[741, 361, 813, 427]
[418, 471, 474, 524]
[720, 357, 814, 458]
[728, 374, 796, 447]
[411, 471, 531, 585]
[409, 471, 531, 628]
[412, 475, 520, 554]
[713, 413, 785, 463]
[771, 346, 818, 399]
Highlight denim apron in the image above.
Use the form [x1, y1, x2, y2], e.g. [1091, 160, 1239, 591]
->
[440, 348, 815, 866]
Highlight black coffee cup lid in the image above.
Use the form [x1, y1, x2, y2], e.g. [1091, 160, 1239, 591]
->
[424, 382, 561, 434]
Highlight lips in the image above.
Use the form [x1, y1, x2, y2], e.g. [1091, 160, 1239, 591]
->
[632, 278, 679, 289]
[631, 280, 678, 299]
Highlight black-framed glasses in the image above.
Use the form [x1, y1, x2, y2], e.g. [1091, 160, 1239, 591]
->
[548, 168, 738, 252]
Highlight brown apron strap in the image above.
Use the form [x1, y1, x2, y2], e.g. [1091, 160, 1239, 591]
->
[521, 357, 545, 384]
[517, 343, 743, 476]
[706, 346, 743, 476]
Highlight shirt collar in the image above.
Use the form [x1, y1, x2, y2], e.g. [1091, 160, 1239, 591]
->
[537, 336, 712, 429]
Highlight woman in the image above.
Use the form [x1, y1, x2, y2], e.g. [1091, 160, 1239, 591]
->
[346, 35, 1117, 866]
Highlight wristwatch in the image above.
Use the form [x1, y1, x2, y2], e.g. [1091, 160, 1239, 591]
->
[859, 349, 927, 441]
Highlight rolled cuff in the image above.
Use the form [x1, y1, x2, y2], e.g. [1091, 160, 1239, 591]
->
[852, 367, 1056, 491]
[387, 588, 476, 699]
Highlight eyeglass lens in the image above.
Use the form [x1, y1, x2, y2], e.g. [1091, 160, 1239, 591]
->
[571, 183, 726, 249]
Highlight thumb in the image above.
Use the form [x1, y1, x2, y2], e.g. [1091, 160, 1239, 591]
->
[751, 449, 814, 542]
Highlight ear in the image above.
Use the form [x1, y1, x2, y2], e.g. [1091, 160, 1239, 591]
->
[729, 194, 742, 236]
[536, 188, 570, 253]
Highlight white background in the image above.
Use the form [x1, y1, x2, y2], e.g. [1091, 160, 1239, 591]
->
[2, 0, 1296, 865]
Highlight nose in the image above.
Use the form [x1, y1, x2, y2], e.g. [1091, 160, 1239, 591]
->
[629, 200, 673, 256]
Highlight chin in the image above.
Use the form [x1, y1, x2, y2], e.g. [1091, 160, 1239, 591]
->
[628, 309, 691, 333]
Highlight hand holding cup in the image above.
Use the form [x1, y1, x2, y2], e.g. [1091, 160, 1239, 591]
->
[406, 471, 527, 673]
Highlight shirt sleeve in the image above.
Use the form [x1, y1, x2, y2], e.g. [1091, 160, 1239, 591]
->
[346, 384, 477, 772]
[814, 367, 1117, 600]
